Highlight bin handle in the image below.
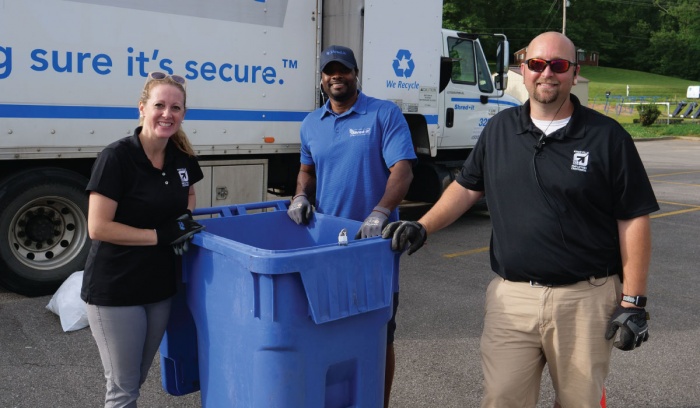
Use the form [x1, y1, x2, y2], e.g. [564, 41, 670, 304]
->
[193, 199, 289, 217]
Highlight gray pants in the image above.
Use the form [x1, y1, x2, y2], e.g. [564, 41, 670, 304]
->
[86, 298, 172, 408]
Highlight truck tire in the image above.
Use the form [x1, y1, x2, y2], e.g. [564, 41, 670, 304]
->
[0, 168, 90, 297]
[406, 162, 454, 203]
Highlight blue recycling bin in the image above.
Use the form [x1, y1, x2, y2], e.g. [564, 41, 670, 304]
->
[160, 200, 399, 407]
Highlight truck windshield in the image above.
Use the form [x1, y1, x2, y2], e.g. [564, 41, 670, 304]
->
[447, 37, 494, 94]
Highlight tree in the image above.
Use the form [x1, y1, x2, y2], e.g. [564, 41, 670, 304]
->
[646, 0, 700, 80]
[441, 0, 700, 81]
[442, 0, 488, 32]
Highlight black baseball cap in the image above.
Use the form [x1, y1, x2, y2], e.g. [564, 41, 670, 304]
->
[320, 45, 357, 72]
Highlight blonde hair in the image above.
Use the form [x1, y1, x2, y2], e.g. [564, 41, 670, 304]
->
[138, 77, 196, 157]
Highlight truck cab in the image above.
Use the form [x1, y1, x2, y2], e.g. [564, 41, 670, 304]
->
[438, 30, 520, 153]
[405, 30, 521, 202]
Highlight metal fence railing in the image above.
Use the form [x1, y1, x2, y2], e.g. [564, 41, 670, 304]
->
[588, 95, 700, 124]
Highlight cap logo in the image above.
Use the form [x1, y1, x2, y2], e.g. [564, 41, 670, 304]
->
[320, 45, 357, 71]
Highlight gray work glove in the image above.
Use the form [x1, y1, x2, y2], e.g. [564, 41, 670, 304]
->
[288, 194, 313, 225]
[156, 212, 205, 255]
[381, 221, 427, 255]
[355, 206, 390, 239]
[605, 305, 650, 351]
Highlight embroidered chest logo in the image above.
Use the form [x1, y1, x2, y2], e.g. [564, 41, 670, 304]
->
[571, 150, 589, 172]
[177, 168, 190, 187]
[348, 127, 371, 137]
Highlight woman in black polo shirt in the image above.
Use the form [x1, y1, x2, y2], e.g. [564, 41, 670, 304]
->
[81, 72, 204, 408]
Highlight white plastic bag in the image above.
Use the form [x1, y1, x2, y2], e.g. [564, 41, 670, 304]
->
[46, 271, 89, 332]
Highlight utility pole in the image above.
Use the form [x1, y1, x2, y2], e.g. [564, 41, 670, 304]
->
[562, 0, 570, 35]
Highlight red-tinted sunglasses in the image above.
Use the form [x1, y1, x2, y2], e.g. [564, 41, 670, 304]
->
[526, 58, 577, 74]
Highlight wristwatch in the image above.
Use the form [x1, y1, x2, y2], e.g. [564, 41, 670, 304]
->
[622, 294, 647, 307]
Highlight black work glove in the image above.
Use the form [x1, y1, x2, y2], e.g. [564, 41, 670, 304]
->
[355, 206, 390, 239]
[287, 194, 313, 225]
[381, 221, 427, 255]
[156, 212, 205, 255]
[605, 305, 650, 351]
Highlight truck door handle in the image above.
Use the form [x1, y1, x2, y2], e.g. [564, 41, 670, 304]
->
[446, 108, 454, 128]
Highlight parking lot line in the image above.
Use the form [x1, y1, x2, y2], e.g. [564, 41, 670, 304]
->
[652, 200, 700, 218]
[443, 246, 489, 258]
[442, 199, 699, 259]
[649, 170, 700, 178]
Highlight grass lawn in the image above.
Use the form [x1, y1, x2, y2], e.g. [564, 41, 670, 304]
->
[574, 66, 700, 138]
[581, 66, 697, 103]
[589, 105, 700, 138]
[621, 123, 700, 139]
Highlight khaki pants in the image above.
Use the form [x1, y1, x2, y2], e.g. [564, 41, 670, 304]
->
[480, 275, 621, 408]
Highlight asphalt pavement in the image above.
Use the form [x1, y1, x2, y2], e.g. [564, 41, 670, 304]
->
[1, 138, 699, 407]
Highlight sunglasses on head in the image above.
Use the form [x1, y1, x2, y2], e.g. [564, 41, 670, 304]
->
[526, 58, 577, 74]
[147, 71, 187, 86]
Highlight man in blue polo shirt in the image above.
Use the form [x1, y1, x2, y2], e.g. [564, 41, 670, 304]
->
[287, 45, 416, 408]
[383, 32, 658, 407]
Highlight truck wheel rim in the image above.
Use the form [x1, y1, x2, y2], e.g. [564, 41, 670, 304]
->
[9, 196, 88, 271]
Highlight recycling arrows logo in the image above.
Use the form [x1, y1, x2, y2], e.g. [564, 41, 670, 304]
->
[392, 49, 415, 78]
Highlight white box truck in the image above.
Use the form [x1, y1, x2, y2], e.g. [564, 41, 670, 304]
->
[0, 0, 520, 295]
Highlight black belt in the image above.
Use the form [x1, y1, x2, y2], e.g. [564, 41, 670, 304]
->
[526, 270, 616, 288]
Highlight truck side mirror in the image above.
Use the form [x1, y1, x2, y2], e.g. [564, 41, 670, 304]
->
[439, 57, 455, 94]
[494, 40, 509, 91]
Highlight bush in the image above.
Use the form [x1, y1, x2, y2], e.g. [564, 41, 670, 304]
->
[636, 104, 661, 126]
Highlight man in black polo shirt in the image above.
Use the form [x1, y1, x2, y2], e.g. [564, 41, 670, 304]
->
[383, 32, 658, 407]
